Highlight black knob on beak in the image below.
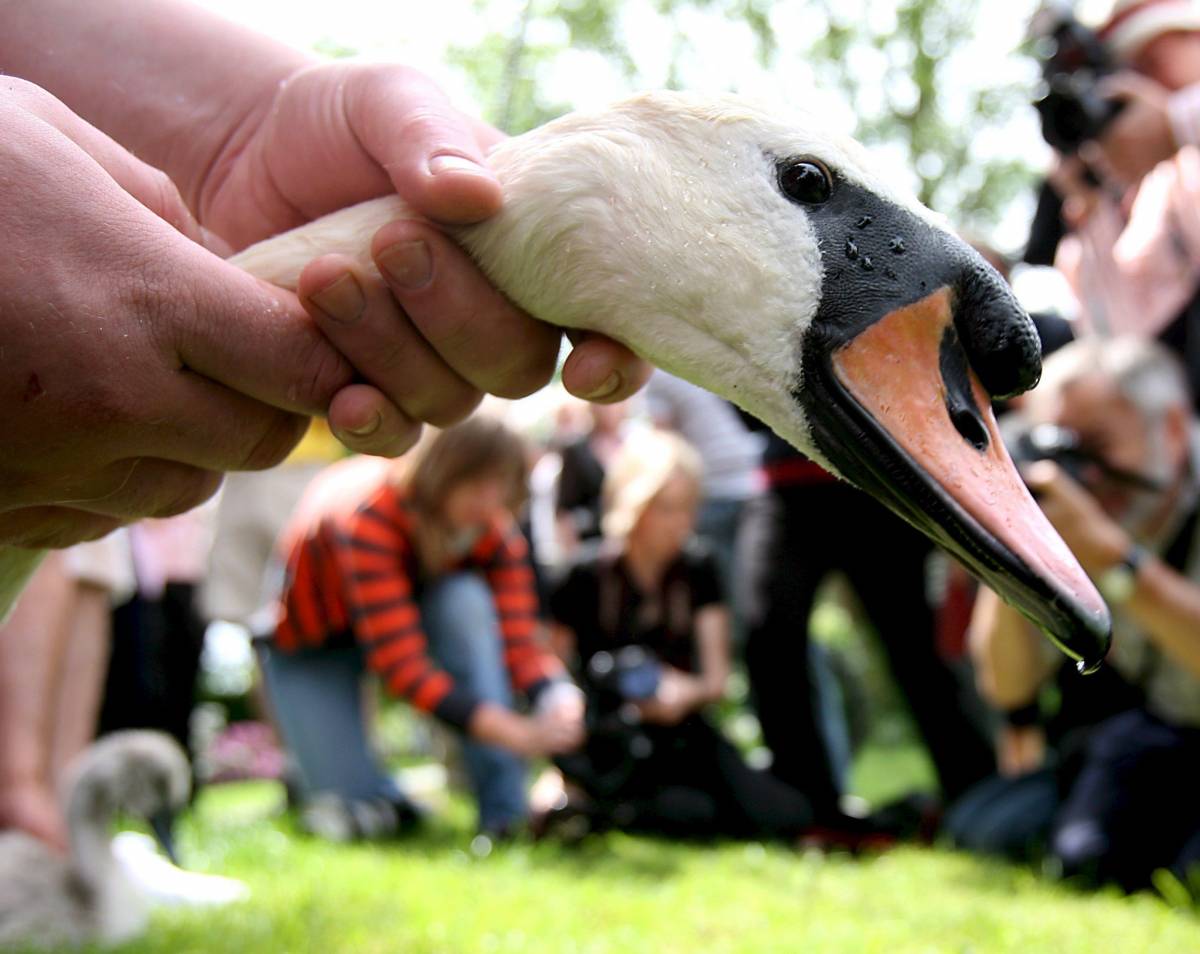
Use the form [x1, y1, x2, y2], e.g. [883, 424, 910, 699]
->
[953, 259, 1043, 401]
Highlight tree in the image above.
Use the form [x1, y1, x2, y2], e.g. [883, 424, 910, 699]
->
[447, 0, 1041, 242]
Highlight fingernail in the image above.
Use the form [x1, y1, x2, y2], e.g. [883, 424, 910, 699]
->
[429, 153, 487, 176]
[342, 413, 381, 439]
[310, 273, 365, 323]
[580, 371, 622, 401]
[378, 240, 432, 290]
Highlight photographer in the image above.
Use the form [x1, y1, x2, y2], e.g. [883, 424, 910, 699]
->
[1044, 2, 1200, 349]
[949, 337, 1200, 890]
[545, 430, 815, 840]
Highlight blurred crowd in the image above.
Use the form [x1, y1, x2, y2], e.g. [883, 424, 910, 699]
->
[6, 0, 1200, 905]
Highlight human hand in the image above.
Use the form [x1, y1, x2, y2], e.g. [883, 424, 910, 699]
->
[1046, 154, 1105, 229]
[1021, 460, 1131, 576]
[527, 707, 586, 756]
[0, 779, 67, 854]
[0, 79, 351, 548]
[204, 62, 651, 455]
[470, 701, 583, 757]
[637, 666, 703, 726]
[1089, 72, 1177, 186]
[996, 724, 1047, 778]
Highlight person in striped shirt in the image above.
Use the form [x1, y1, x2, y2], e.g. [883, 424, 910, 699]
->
[260, 416, 584, 838]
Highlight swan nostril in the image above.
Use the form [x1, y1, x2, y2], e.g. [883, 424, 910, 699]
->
[950, 404, 989, 452]
[940, 324, 991, 453]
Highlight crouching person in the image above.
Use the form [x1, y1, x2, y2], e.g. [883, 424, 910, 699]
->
[259, 416, 584, 840]
[948, 338, 1200, 890]
[545, 430, 813, 839]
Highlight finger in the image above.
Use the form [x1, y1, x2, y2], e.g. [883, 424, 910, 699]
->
[561, 333, 654, 402]
[0, 507, 126, 550]
[371, 221, 562, 398]
[327, 384, 424, 457]
[6, 457, 224, 522]
[346, 67, 503, 224]
[298, 253, 482, 427]
[10, 78, 219, 251]
[142, 234, 355, 416]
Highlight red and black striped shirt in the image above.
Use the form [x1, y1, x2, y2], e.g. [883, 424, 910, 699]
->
[275, 476, 563, 729]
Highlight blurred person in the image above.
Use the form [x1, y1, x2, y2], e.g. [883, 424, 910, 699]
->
[1049, 1, 1200, 385]
[546, 430, 818, 840]
[261, 416, 583, 838]
[1091, 0, 1200, 184]
[98, 510, 216, 772]
[202, 420, 345, 629]
[952, 337, 1200, 890]
[643, 370, 767, 642]
[555, 401, 632, 558]
[741, 427, 994, 823]
[0, 536, 134, 850]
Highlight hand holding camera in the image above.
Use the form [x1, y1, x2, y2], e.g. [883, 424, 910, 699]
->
[1021, 459, 1132, 576]
[1091, 72, 1178, 185]
[636, 667, 706, 727]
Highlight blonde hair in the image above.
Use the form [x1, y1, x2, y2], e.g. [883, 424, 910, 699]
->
[601, 429, 703, 540]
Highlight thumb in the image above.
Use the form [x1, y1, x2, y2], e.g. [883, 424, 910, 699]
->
[347, 67, 504, 224]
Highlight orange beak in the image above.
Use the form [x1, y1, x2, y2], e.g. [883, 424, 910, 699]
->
[807, 287, 1111, 670]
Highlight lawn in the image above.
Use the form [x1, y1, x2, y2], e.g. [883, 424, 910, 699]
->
[44, 756, 1200, 954]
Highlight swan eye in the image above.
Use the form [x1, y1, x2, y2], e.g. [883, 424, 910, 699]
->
[778, 159, 833, 205]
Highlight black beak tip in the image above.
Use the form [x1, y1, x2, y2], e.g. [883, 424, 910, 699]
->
[149, 809, 180, 867]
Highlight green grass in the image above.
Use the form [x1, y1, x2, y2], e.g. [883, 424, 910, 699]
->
[42, 776, 1200, 954]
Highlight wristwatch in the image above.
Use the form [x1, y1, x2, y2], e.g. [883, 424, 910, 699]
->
[1097, 543, 1149, 605]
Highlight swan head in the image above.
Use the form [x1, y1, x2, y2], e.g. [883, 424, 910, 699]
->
[461, 90, 1111, 668]
[65, 731, 190, 864]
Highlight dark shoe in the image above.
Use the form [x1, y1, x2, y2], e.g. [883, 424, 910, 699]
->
[798, 811, 898, 854]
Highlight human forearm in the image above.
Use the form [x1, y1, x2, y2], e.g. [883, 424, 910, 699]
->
[467, 701, 581, 757]
[694, 605, 731, 703]
[1, 0, 311, 213]
[968, 588, 1051, 708]
[1122, 556, 1200, 680]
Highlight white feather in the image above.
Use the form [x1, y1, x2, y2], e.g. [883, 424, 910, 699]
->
[232, 91, 945, 460]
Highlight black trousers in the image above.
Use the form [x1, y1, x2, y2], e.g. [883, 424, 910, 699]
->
[563, 716, 813, 839]
[1052, 707, 1200, 890]
[743, 482, 993, 814]
[99, 582, 206, 764]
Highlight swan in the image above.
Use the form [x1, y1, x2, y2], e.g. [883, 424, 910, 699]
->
[0, 91, 1110, 668]
[0, 730, 190, 949]
[231, 91, 1111, 669]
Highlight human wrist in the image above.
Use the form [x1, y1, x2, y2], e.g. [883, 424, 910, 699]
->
[1096, 541, 1150, 606]
[468, 703, 530, 751]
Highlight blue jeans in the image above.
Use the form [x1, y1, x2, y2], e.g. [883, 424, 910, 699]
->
[258, 572, 528, 830]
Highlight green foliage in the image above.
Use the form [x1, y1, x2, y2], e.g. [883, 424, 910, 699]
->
[446, 0, 1038, 236]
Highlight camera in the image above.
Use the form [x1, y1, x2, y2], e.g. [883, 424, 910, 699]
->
[1005, 420, 1165, 493]
[586, 645, 662, 705]
[553, 645, 662, 799]
[1030, 4, 1125, 154]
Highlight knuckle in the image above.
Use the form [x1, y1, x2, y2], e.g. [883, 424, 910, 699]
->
[238, 413, 310, 471]
[291, 332, 353, 411]
[153, 469, 224, 518]
[408, 387, 482, 429]
[141, 167, 193, 231]
[489, 344, 559, 399]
